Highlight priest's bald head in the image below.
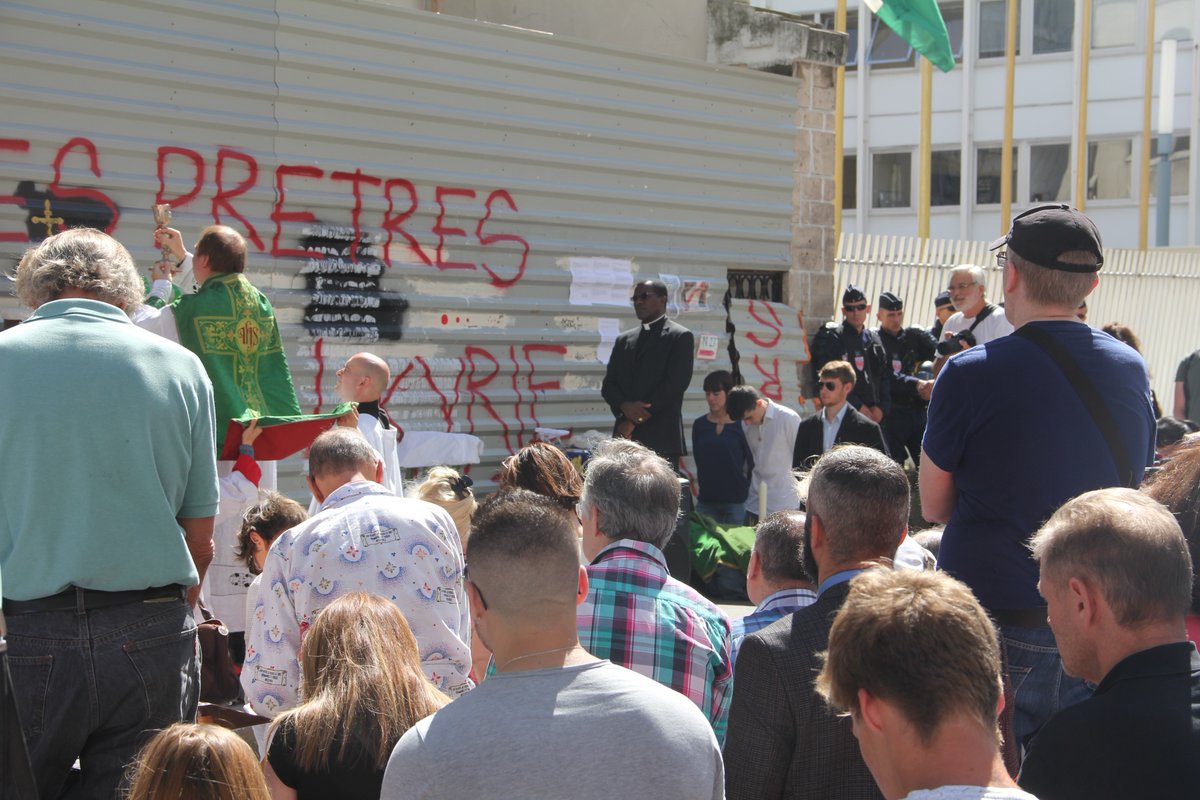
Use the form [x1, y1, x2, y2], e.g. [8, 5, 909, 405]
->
[335, 352, 390, 403]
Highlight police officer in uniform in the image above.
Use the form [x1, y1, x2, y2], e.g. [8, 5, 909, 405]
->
[930, 290, 954, 341]
[876, 292, 937, 466]
[811, 284, 890, 426]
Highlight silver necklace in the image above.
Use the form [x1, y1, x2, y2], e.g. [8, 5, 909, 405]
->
[498, 643, 580, 671]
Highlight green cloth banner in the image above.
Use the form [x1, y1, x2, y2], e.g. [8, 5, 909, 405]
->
[174, 272, 302, 451]
[865, 0, 955, 73]
[688, 512, 757, 581]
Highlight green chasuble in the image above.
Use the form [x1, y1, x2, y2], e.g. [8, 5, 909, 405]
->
[173, 272, 301, 451]
[141, 275, 182, 309]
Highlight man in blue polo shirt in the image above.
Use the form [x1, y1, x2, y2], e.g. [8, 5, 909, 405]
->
[920, 205, 1156, 757]
[0, 229, 219, 798]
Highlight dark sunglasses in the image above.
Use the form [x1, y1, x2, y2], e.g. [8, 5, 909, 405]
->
[464, 563, 487, 610]
[819, 381, 840, 391]
[843, 303, 867, 312]
[631, 292, 658, 303]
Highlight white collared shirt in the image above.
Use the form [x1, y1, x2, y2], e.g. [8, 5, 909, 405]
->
[743, 399, 802, 515]
[821, 403, 849, 454]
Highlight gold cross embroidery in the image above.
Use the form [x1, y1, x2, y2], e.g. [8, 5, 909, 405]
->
[31, 199, 64, 237]
[192, 278, 283, 415]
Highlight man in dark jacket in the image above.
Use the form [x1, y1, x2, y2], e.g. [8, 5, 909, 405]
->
[811, 285, 890, 427]
[601, 279, 694, 463]
[794, 361, 889, 471]
[876, 292, 936, 466]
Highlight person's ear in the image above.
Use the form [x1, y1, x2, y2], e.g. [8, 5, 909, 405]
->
[857, 688, 886, 734]
[307, 474, 326, 505]
[576, 566, 589, 607]
[373, 458, 385, 485]
[1068, 576, 1102, 628]
[746, 550, 762, 581]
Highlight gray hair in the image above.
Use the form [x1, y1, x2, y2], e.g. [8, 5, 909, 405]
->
[807, 446, 910, 563]
[308, 428, 381, 479]
[580, 438, 680, 549]
[1031, 488, 1192, 625]
[754, 510, 811, 583]
[14, 228, 143, 313]
[949, 264, 986, 287]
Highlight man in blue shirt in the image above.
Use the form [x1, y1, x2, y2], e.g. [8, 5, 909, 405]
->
[920, 204, 1156, 756]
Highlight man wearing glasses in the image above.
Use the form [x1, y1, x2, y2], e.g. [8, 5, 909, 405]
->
[601, 279, 695, 465]
[793, 361, 890, 470]
[933, 264, 1014, 375]
[811, 284, 890, 427]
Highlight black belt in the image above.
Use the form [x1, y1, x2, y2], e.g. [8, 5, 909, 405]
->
[989, 606, 1049, 629]
[2, 585, 186, 616]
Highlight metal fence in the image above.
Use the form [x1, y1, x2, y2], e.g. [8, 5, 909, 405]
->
[835, 232, 1200, 412]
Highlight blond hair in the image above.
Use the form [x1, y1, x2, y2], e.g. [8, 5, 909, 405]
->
[267, 593, 448, 773]
[415, 466, 477, 543]
[1009, 249, 1097, 307]
[125, 723, 269, 800]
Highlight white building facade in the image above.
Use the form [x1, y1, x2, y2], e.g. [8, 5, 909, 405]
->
[761, 0, 1199, 248]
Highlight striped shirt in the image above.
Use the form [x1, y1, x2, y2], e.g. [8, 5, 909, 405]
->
[578, 539, 733, 743]
[730, 586, 818, 666]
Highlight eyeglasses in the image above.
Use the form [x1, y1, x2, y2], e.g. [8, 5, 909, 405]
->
[819, 381, 840, 392]
[464, 563, 487, 610]
[995, 251, 1008, 268]
[843, 303, 868, 312]
[947, 281, 978, 292]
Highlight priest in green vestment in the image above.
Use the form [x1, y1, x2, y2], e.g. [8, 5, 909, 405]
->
[136, 225, 301, 451]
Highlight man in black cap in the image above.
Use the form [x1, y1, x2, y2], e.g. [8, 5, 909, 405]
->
[876, 292, 937, 466]
[930, 290, 954, 341]
[811, 285, 890, 426]
[920, 204, 1157, 758]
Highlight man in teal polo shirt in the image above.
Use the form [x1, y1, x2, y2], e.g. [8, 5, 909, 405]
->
[0, 228, 219, 798]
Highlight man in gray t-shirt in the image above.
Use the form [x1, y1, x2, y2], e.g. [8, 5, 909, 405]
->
[381, 489, 723, 800]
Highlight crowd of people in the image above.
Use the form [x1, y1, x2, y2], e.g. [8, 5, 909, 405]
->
[1, 202, 1198, 800]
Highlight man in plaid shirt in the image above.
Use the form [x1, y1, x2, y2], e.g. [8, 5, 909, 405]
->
[578, 439, 734, 743]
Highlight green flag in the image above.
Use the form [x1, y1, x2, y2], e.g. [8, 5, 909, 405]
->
[173, 272, 302, 451]
[865, 0, 955, 73]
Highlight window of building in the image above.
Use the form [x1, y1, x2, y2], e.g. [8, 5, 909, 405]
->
[873, 152, 912, 208]
[979, 0, 1020, 59]
[941, 3, 965, 61]
[1087, 139, 1132, 199]
[932, 150, 961, 206]
[817, 11, 860, 69]
[1156, 0, 1194, 42]
[1092, 0, 1137, 48]
[1030, 143, 1072, 202]
[1149, 134, 1191, 196]
[868, 16, 916, 68]
[976, 147, 1017, 204]
[843, 154, 857, 209]
[1033, 0, 1074, 53]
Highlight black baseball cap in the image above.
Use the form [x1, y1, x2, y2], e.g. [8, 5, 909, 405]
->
[878, 292, 903, 311]
[934, 290, 953, 309]
[989, 204, 1104, 273]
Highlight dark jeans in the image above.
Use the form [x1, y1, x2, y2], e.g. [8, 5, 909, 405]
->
[5, 595, 198, 799]
[1001, 623, 1092, 756]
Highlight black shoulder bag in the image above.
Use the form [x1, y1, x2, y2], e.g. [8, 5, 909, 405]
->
[1014, 325, 1135, 488]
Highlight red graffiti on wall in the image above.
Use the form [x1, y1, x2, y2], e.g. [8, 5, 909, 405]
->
[1, 135, 529, 289]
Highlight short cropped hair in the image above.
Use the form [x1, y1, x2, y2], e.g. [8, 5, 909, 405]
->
[1031, 487, 1193, 625]
[308, 428, 380, 480]
[703, 370, 734, 394]
[816, 569, 1002, 746]
[818, 360, 856, 385]
[1009, 249, 1097, 308]
[14, 228, 143, 312]
[580, 439, 680, 549]
[195, 225, 247, 274]
[949, 264, 986, 287]
[468, 489, 582, 614]
[807, 446, 910, 563]
[725, 385, 763, 421]
[754, 510, 811, 583]
[636, 279, 668, 298]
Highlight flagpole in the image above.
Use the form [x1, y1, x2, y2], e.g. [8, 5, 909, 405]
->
[918, 56, 932, 238]
[1139, 0, 1157, 249]
[1076, 0, 1094, 210]
[1000, 0, 1018, 231]
[835, 0, 847, 242]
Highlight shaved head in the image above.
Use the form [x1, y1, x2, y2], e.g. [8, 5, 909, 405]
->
[336, 352, 390, 403]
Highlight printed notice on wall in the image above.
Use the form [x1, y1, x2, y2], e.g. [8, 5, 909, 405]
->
[597, 318, 621, 364]
[568, 257, 635, 307]
[696, 333, 720, 361]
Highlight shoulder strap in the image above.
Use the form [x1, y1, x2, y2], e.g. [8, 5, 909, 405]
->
[1014, 325, 1135, 488]
[967, 304, 997, 333]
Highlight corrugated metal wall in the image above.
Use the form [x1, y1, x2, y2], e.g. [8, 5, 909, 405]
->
[0, 0, 803, 498]
[836, 232, 1200, 411]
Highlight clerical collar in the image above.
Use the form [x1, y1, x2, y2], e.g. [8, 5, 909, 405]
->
[358, 399, 392, 429]
[641, 315, 667, 331]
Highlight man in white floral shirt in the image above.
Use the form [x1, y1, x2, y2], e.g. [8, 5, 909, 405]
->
[242, 428, 472, 716]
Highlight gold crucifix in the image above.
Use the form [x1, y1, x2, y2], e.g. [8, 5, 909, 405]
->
[31, 199, 64, 237]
